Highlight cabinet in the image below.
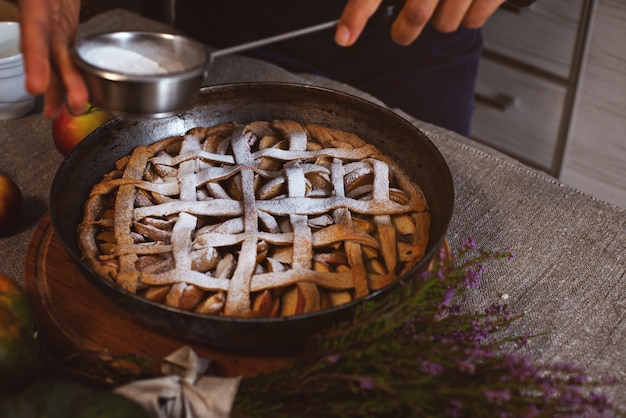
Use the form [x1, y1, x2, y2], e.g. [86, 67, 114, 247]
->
[471, 0, 588, 174]
[560, 0, 626, 208]
[471, 0, 626, 209]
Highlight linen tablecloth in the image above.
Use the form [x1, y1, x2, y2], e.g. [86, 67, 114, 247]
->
[0, 9, 624, 406]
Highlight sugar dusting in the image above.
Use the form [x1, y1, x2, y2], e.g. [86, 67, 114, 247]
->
[81, 46, 168, 75]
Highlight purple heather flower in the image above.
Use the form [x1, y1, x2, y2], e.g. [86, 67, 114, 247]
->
[539, 382, 559, 401]
[392, 238, 616, 415]
[515, 332, 533, 347]
[522, 404, 540, 418]
[464, 346, 494, 361]
[464, 265, 484, 289]
[420, 359, 444, 376]
[440, 287, 456, 307]
[503, 354, 536, 382]
[601, 376, 620, 385]
[558, 387, 587, 407]
[567, 373, 588, 385]
[484, 389, 511, 405]
[461, 236, 477, 251]
[419, 269, 432, 280]
[457, 359, 476, 375]
[325, 354, 341, 364]
[358, 376, 376, 390]
[445, 399, 463, 417]
[589, 392, 610, 405]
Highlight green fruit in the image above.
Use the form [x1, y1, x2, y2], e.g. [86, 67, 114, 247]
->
[0, 379, 152, 418]
[0, 273, 38, 393]
[0, 273, 36, 332]
[71, 392, 151, 418]
[0, 379, 93, 418]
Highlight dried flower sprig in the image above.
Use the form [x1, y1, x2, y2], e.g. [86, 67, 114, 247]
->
[231, 238, 621, 417]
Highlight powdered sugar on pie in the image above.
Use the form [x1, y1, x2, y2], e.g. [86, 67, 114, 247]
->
[78, 120, 430, 317]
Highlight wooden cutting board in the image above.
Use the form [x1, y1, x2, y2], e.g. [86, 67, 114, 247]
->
[24, 214, 448, 381]
[23, 214, 296, 378]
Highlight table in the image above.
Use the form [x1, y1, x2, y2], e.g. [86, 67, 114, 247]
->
[1, 9, 624, 406]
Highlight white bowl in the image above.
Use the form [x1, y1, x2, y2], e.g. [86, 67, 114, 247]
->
[0, 22, 35, 120]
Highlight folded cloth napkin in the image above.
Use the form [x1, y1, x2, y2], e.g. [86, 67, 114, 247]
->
[115, 346, 241, 418]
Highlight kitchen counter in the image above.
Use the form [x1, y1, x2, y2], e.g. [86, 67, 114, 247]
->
[1, 9, 625, 406]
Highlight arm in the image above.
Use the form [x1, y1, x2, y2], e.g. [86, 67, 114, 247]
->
[18, 0, 87, 118]
[335, 0, 507, 46]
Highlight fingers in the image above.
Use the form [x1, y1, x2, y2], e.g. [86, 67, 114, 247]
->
[336, 0, 440, 46]
[50, 35, 88, 116]
[42, 72, 65, 119]
[337, 0, 505, 47]
[431, 0, 506, 33]
[49, 0, 86, 115]
[335, 0, 382, 46]
[18, 0, 53, 95]
[18, 0, 86, 118]
[391, 0, 439, 45]
[430, 0, 473, 33]
[460, 0, 506, 29]
[395, 0, 504, 44]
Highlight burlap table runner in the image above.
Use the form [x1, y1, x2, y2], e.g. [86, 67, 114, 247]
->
[1, 9, 624, 406]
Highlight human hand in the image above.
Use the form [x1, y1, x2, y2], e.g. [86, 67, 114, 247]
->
[18, 0, 87, 118]
[335, 0, 505, 46]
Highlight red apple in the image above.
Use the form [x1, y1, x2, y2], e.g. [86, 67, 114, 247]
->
[51, 104, 112, 156]
[0, 175, 23, 234]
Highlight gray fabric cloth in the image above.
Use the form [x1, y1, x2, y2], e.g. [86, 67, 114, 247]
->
[115, 346, 241, 418]
[0, 9, 624, 406]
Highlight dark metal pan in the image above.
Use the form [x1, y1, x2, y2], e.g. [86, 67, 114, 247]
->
[50, 82, 454, 352]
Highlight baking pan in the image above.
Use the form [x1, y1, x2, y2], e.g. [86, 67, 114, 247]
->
[50, 82, 454, 352]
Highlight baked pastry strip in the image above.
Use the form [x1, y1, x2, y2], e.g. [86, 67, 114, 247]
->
[224, 128, 260, 316]
[331, 158, 369, 299]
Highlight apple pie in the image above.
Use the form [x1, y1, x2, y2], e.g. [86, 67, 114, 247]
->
[78, 120, 430, 317]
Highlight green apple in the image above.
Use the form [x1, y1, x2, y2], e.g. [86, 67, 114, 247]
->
[51, 104, 112, 156]
[0, 175, 23, 234]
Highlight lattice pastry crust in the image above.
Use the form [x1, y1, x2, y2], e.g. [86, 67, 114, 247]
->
[78, 120, 430, 317]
